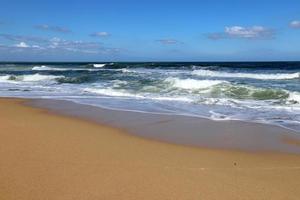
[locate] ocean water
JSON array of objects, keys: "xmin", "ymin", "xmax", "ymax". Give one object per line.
[{"xmin": 1, "ymin": 62, "xmax": 300, "ymax": 132}]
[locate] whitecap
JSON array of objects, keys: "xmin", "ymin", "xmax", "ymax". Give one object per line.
[
  {"xmin": 0, "ymin": 75, "xmax": 14, "ymax": 83},
  {"xmin": 287, "ymin": 92, "xmax": 300, "ymax": 104},
  {"xmin": 32, "ymin": 65, "xmax": 53, "ymax": 71},
  {"xmin": 164, "ymin": 77, "xmax": 226, "ymax": 90},
  {"xmin": 120, "ymin": 68, "xmax": 133, "ymax": 73},
  {"xmin": 32, "ymin": 65, "xmax": 70, "ymax": 71},
  {"xmin": 0, "ymin": 74, "xmax": 63, "ymax": 83},
  {"xmin": 192, "ymin": 69, "xmax": 300, "ymax": 80},
  {"xmin": 32, "ymin": 65, "xmax": 88, "ymax": 71},
  {"xmin": 21, "ymin": 74, "xmax": 64, "ymax": 82},
  {"xmin": 93, "ymin": 64, "xmax": 106, "ymax": 68}
]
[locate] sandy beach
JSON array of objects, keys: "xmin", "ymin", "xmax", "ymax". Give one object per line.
[{"xmin": 1, "ymin": 98, "xmax": 300, "ymax": 200}]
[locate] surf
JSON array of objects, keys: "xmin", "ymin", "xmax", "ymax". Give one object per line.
[{"xmin": 192, "ymin": 69, "xmax": 300, "ymax": 80}]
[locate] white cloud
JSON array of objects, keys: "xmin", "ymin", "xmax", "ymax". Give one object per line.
[
  {"xmin": 207, "ymin": 25, "xmax": 275, "ymax": 40},
  {"xmin": 13, "ymin": 42, "xmax": 41, "ymax": 49},
  {"xmin": 14, "ymin": 42, "xmax": 30, "ymax": 48},
  {"xmin": 225, "ymin": 26, "xmax": 273, "ymax": 39},
  {"xmin": 35, "ymin": 24, "xmax": 71, "ymax": 33},
  {"xmin": 90, "ymin": 32, "xmax": 111, "ymax": 37},
  {"xmin": 289, "ymin": 20, "xmax": 300, "ymax": 29},
  {"xmin": 0, "ymin": 34, "xmax": 120, "ymax": 55},
  {"xmin": 156, "ymin": 39, "xmax": 181, "ymax": 45}
]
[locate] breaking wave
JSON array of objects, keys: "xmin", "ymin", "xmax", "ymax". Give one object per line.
[
  {"xmin": 164, "ymin": 77, "xmax": 226, "ymax": 90},
  {"xmin": 32, "ymin": 65, "xmax": 97, "ymax": 71},
  {"xmin": 56, "ymin": 76, "xmax": 92, "ymax": 84},
  {"xmin": 192, "ymin": 69, "xmax": 300, "ymax": 80},
  {"xmin": 32, "ymin": 65, "xmax": 55, "ymax": 71},
  {"xmin": 93, "ymin": 64, "xmax": 106, "ymax": 68},
  {"xmin": 0, "ymin": 74, "xmax": 64, "ymax": 83}
]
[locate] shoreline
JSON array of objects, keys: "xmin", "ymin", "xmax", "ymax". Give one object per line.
[
  {"xmin": 6, "ymin": 95, "xmax": 300, "ymax": 134},
  {"xmin": 1, "ymin": 97, "xmax": 300, "ymax": 199},
  {"xmin": 27, "ymin": 97, "xmax": 300, "ymax": 154}
]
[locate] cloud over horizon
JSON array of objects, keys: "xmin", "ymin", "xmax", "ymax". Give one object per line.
[
  {"xmin": 289, "ymin": 20, "xmax": 300, "ymax": 29},
  {"xmin": 0, "ymin": 33, "xmax": 120, "ymax": 55},
  {"xmin": 207, "ymin": 26, "xmax": 275, "ymax": 40},
  {"xmin": 35, "ymin": 24, "xmax": 71, "ymax": 33},
  {"xmin": 90, "ymin": 32, "xmax": 111, "ymax": 38},
  {"xmin": 14, "ymin": 42, "xmax": 31, "ymax": 48},
  {"xmin": 156, "ymin": 39, "xmax": 181, "ymax": 45}
]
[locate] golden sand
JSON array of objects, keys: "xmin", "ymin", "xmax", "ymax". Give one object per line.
[{"xmin": 0, "ymin": 98, "xmax": 300, "ymax": 200}]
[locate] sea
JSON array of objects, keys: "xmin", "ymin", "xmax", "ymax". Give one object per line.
[{"xmin": 1, "ymin": 62, "xmax": 300, "ymax": 132}]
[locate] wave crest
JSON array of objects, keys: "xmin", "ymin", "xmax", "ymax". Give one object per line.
[
  {"xmin": 0, "ymin": 74, "xmax": 63, "ymax": 83},
  {"xmin": 32, "ymin": 65, "xmax": 53, "ymax": 71},
  {"xmin": 165, "ymin": 77, "xmax": 226, "ymax": 90},
  {"xmin": 192, "ymin": 69, "xmax": 300, "ymax": 80},
  {"xmin": 93, "ymin": 64, "xmax": 106, "ymax": 68}
]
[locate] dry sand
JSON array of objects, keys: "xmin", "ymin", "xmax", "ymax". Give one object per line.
[{"xmin": 1, "ymin": 98, "xmax": 300, "ymax": 200}]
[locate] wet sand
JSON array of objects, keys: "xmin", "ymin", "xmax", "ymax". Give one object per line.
[
  {"xmin": 30, "ymin": 99, "xmax": 300, "ymax": 153},
  {"xmin": 1, "ymin": 98, "xmax": 300, "ymax": 200}
]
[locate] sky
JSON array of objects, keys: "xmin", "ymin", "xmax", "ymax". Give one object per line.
[{"xmin": 0, "ymin": 0, "xmax": 299, "ymax": 62}]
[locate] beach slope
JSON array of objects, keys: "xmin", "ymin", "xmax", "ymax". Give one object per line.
[{"xmin": 0, "ymin": 98, "xmax": 300, "ymax": 200}]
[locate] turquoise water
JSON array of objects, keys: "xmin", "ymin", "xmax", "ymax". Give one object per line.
[{"xmin": 1, "ymin": 62, "xmax": 300, "ymax": 131}]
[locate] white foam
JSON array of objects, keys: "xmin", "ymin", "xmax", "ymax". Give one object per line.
[
  {"xmin": 32, "ymin": 65, "xmax": 113, "ymax": 72},
  {"xmin": 152, "ymin": 96, "xmax": 193, "ymax": 102},
  {"xmin": 83, "ymin": 88, "xmax": 144, "ymax": 98},
  {"xmin": 120, "ymin": 68, "xmax": 133, "ymax": 73},
  {"xmin": 32, "ymin": 65, "xmax": 53, "ymax": 71},
  {"xmin": 287, "ymin": 92, "xmax": 300, "ymax": 104},
  {"xmin": 192, "ymin": 69, "xmax": 300, "ymax": 80},
  {"xmin": 112, "ymin": 80, "xmax": 128, "ymax": 87},
  {"xmin": 165, "ymin": 77, "xmax": 225, "ymax": 90},
  {"xmin": 209, "ymin": 111, "xmax": 231, "ymax": 120},
  {"xmin": 21, "ymin": 74, "xmax": 63, "ymax": 82},
  {"xmin": 93, "ymin": 64, "xmax": 106, "ymax": 68},
  {"xmin": 0, "ymin": 74, "xmax": 63, "ymax": 83},
  {"xmin": 32, "ymin": 65, "xmax": 90, "ymax": 71},
  {"xmin": 0, "ymin": 75, "xmax": 14, "ymax": 83},
  {"xmin": 32, "ymin": 65, "xmax": 71, "ymax": 71}
]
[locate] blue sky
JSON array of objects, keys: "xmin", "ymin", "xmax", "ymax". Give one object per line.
[{"xmin": 0, "ymin": 0, "xmax": 299, "ymax": 61}]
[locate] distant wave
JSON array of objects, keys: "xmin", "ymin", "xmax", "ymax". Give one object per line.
[
  {"xmin": 119, "ymin": 68, "xmax": 134, "ymax": 73},
  {"xmin": 32, "ymin": 65, "xmax": 103, "ymax": 72},
  {"xmin": 32, "ymin": 65, "xmax": 55, "ymax": 71},
  {"xmin": 93, "ymin": 64, "xmax": 106, "ymax": 68},
  {"xmin": 192, "ymin": 69, "xmax": 300, "ymax": 80},
  {"xmin": 21, "ymin": 74, "xmax": 63, "ymax": 82}
]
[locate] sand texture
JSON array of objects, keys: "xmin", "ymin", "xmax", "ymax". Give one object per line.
[{"xmin": 1, "ymin": 98, "xmax": 300, "ymax": 200}]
